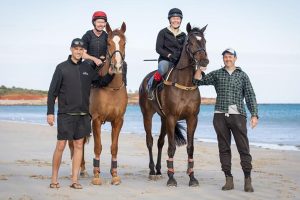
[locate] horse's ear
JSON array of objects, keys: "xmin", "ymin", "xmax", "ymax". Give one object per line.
[
  {"xmin": 106, "ymin": 22, "xmax": 112, "ymax": 33},
  {"xmin": 200, "ymin": 24, "xmax": 208, "ymax": 33},
  {"xmin": 120, "ymin": 22, "xmax": 126, "ymax": 33},
  {"xmin": 186, "ymin": 22, "xmax": 192, "ymax": 33}
]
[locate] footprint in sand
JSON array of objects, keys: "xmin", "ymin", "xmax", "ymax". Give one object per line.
[
  {"xmin": 16, "ymin": 159, "xmax": 51, "ymax": 167},
  {"xmin": 8, "ymin": 195, "xmax": 33, "ymax": 200},
  {"xmin": 29, "ymin": 175, "xmax": 50, "ymax": 180},
  {"xmin": 16, "ymin": 159, "xmax": 66, "ymax": 167},
  {"xmin": 0, "ymin": 175, "xmax": 8, "ymax": 180}
]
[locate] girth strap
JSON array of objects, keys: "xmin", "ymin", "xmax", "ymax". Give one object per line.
[
  {"xmin": 163, "ymin": 67, "xmax": 197, "ymax": 91},
  {"xmin": 103, "ymin": 82, "xmax": 125, "ymax": 91},
  {"xmin": 163, "ymin": 80, "xmax": 197, "ymax": 91}
]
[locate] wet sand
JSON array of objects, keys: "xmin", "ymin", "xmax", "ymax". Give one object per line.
[{"xmin": 0, "ymin": 121, "xmax": 299, "ymax": 200}]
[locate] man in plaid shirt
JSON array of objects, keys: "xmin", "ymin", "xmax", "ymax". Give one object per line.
[{"xmin": 193, "ymin": 48, "xmax": 258, "ymax": 192}]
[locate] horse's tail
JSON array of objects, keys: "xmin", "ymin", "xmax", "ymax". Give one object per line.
[
  {"xmin": 84, "ymin": 135, "xmax": 91, "ymax": 144},
  {"xmin": 174, "ymin": 122, "xmax": 186, "ymax": 146}
]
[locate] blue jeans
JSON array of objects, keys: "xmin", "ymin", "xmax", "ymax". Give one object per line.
[
  {"xmin": 158, "ymin": 60, "xmax": 171, "ymax": 76},
  {"xmin": 147, "ymin": 60, "xmax": 171, "ymax": 92}
]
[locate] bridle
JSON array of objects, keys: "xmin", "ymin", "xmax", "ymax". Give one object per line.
[
  {"xmin": 107, "ymin": 50, "xmax": 125, "ymax": 70},
  {"xmin": 162, "ymin": 30, "xmax": 207, "ymax": 91},
  {"xmin": 185, "ymin": 31, "xmax": 207, "ymax": 69},
  {"xmin": 101, "ymin": 49, "xmax": 125, "ymax": 91}
]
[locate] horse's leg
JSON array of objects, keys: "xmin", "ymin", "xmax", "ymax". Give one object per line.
[
  {"xmin": 166, "ymin": 116, "xmax": 177, "ymax": 187},
  {"xmin": 79, "ymin": 137, "xmax": 89, "ymax": 177},
  {"xmin": 156, "ymin": 118, "xmax": 166, "ymax": 178},
  {"xmin": 186, "ymin": 116, "xmax": 199, "ymax": 187},
  {"xmin": 110, "ymin": 118, "xmax": 123, "ymax": 185},
  {"xmin": 68, "ymin": 140, "xmax": 74, "ymax": 176},
  {"xmin": 143, "ymin": 112, "xmax": 156, "ymax": 180},
  {"xmin": 68, "ymin": 140, "xmax": 74, "ymax": 159},
  {"xmin": 91, "ymin": 118, "xmax": 103, "ymax": 185}
]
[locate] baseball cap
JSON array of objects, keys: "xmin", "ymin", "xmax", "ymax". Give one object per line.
[
  {"xmin": 222, "ymin": 48, "xmax": 237, "ymax": 57},
  {"xmin": 71, "ymin": 38, "xmax": 84, "ymax": 48}
]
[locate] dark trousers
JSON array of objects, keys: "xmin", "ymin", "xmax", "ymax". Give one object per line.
[{"xmin": 213, "ymin": 113, "xmax": 252, "ymax": 173}]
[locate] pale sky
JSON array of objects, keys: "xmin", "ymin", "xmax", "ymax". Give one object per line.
[{"xmin": 0, "ymin": 0, "xmax": 299, "ymax": 103}]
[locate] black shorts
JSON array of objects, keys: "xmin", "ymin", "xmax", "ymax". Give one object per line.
[{"xmin": 57, "ymin": 114, "xmax": 91, "ymax": 140}]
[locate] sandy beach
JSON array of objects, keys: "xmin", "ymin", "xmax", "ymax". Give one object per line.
[{"xmin": 0, "ymin": 121, "xmax": 299, "ymax": 200}]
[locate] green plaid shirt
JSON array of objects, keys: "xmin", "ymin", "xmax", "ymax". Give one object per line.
[{"xmin": 193, "ymin": 67, "xmax": 258, "ymax": 118}]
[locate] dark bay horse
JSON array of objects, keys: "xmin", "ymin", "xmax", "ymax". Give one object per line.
[
  {"xmin": 69, "ymin": 22, "xmax": 127, "ymax": 185},
  {"xmin": 139, "ymin": 23, "xmax": 209, "ymax": 187}
]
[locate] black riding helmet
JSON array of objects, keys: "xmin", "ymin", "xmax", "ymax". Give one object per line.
[{"xmin": 168, "ymin": 8, "xmax": 183, "ymax": 19}]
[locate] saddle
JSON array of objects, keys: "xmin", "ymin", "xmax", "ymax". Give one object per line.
[
  {"xmin": 148, "ymin": 67, "xmax": 198, "ymax": 96},
  {"xmin": 147, "ymin": 66, "xmax": 198, "ymax": 116}
]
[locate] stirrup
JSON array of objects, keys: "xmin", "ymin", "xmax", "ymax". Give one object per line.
[{"xmin": 147, "ymin": 90, "xmax": 155, "ymax": 100}]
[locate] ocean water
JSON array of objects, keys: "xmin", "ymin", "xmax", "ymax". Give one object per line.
[{"xmin": 0, "ymin": 104, "xmax": 299, "ymax": 151}]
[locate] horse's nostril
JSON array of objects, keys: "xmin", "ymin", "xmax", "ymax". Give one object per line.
[{"xmin": 199, "ymin": 59, "xmax": 209, "ymax": 67}]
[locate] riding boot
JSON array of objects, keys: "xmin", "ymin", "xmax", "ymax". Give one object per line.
[
  {"xmin": 222, "ymin": 176, "xmax": 234, "ymax": 190},
  {"xmin": 148, "ymin": 79, "xmax": 159, "ymax": 100}
]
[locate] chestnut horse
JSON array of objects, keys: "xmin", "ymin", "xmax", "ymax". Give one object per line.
[
  {"xmin": 69, "ymin": 22, "xmax": 127, "ymax": 185},
  {"xmin": 139, "ymin": 23, "xmax": 209, "ymax": 187},
  {"xmin": 90, "ymin": 22, "xmax": 127, "ymax": 185}
]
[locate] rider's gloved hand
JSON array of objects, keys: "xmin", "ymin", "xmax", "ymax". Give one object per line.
[{"xmin": 169, "ymin": 54, "xmax": 178, "ymax": 64}]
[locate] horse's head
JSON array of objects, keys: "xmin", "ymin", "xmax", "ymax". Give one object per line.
[
  {"xmin": 106, "ymin": 22, "xmax": 126, "ymax": 74},
  {"xmin": 185, "ymin": 23, "xmax": 209, "ymax": 69}
]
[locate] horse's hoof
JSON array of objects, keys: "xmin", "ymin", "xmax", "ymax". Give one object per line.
[
  {"xmin": 111, "ymin": 176, "xmax": 121, "ymax": 185},
  {"xmin": 148, "ymin": 175, "xmax": 156, "ymax": 181},
  {"xmin": 167, "ymin": 177, "xmax": 177, "ymax": 187},
  {"xmin": 91, "ymin": 177, "xmax": 102, "ymax": 185},
  {"xmin": 156, "ymin": 174, "xmax": 163, "ymax": 180},
  {"xmin": 80, "ymin": 170, "xmax": 89, "ymax": 178},
  {"xmin": 189, "ymin": 177, "xmax": 199, "ymax": 187}
]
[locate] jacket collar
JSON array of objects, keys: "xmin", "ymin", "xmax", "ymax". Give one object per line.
[
  {"xmin": 222, "ymin": 66, "xmax": 242, "ymax": 75},
  {"xmin": 222, "ymin": 66, "xmax": 242, "ymax": 71},
  {"xmin": 166, "ymin": 26, "xmax": 183, "ymax": 37},
  {"xmin": 68, "ymin": 55, "xmax": 82, "ymax": 65}
]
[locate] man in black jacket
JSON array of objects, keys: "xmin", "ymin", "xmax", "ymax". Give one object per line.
[
  {"xmin": 47, "ymin": 38, "xmax": 113, "ymax": 189},
  {"xmin": 148, "ymin": 8, "xmax": 186, "ymax": 99}
]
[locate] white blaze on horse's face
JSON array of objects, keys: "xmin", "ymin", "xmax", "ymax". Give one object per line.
[
  {"xmin": 112, "ymin": 35, "xmax": 122, "ymax": 74},
  {"xmin": 196, "ymin": 36, "xmax": 202, "ymax": 41}
]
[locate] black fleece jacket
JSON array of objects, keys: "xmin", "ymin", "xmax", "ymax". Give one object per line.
[
  {"xmin": 47, "ymin": 56, "xmax": 113, "ymax": 115},
  {"xmin": 156, "ymin": 27, "xmax": 186, "ymax": 63}
]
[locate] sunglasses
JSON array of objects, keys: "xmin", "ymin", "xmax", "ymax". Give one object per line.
[{"xmin": 72, "ymin": 40, "xmax": 84, "ymax": 46}]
